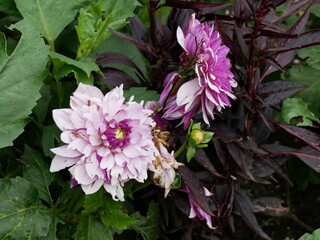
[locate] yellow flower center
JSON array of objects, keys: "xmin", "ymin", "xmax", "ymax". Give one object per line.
[{"xmin": 115, "ymin": 128, "xmax": 125, "ymax": 140}]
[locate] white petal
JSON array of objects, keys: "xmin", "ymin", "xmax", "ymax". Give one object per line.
[
  {"xmin": 100, "ymin": 154, "xmax": 115, "ymax": 170},
  {"xmin": 51, "ymin": 145, "xmax": 82, "ymax": 158},
  {"xmin": 73, "ymin": 164, "xmax": 95, "ymax": 185},
  {"xmin": 81, "ymin": 179, "xmax": 104, "ymax": 194},
  {"xmin": 123, "ymin": 144, "xmax": 142, "ymax": 158},
  {"xmin": 176, "ymin": 27, "xmax": 186, "ymax": 51},
  {"xmin": 176, "ymin": 79, "xmax": 201, "ymax": 106},
  {"xmin": 52, "ymin": 109, "xmax": 73, "ymax": 131},
  {"xmin": 50, "ymin": 155, "xmax": 78, "ymax": 172},
  {"xmin": 103, "ymin": 183, "xmax": 125, "ymax": 201}
]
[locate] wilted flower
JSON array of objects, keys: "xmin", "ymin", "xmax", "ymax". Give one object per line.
[
  {"xmin": 50, "ymin": 83, "xmax": 156, "ymax": 201},
  {"xmin": 160, "ymin": 14, "xmax": 237, "ymax": 128},
  {"xmin": 188, "ymin": 187, "xmax": 214, "ymax": 229},
  {"xmin": 151, "ymin": 127, "xmax": 183, "ymax": 197}
]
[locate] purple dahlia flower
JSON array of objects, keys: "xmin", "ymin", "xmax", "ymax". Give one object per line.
[
  {"xmin": 50, "ymin": 83, "xmax": 156, "ymax": 201},
  {"xmin": 160, "ymin": 14, "xmax": 237, "ymax": 128}
]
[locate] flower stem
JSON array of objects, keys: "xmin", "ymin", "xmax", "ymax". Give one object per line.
[{"xmin": 174, "ymin": 141, "xmax": 187, "ymax": 159}]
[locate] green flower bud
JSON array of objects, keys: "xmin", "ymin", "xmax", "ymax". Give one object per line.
[{"xmin": 190, "ymin": 129, "xmax": 205, "ymax": 145}]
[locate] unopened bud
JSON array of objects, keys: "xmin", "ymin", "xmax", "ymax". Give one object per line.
[{"xmin": 190, "ymin": 129, "xmax": 205, "ymax": 145}]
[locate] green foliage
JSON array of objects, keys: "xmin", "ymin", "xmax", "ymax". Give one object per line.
[
  {"xmin": 283, "ymin": 65, "xmax": 320, "ymax": 116},
  {"xmin": 131, "ymin": 201, "xmax": 160, "ymax": 240},
  {"xmin": 14, "ymin": 0, "xmax": 79, "ymax": 49},
  {"xmin": 49, "ymin": 51, "xmax": 100, "ymax": 84},
  {"xmin": 22, "ymin": 146, "xmax": 55, "ymax": 206},
  {"xmin": 76, "ymin": 217, "xmax": 113, "ymax": 240},
  {"xmin": 124, "ymin": 87, "xmax": 160, "ymax": 103},
  {"xmin": 76, "ymin": 0, "xmax": 140, "ymax": 58},
  {"xmin": 0, "ymin": 177, "xmax": 53, "ymax": 239},
  {"xmin": 281, "ymin": 98, "xmax": 320, "ymax": 126},
  {"xmin": 101, "ymin": 197, "xmax": 138, "ymax": 230},
  {"xmin": 299, "ymin": 228, "xmax": 320, "ymax": 240},
  {"xmin": 0, "ymin": 19, "xmax": 48, "ymax": 148}
]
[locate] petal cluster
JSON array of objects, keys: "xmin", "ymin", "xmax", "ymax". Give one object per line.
[
  {"xmin": 50, "ymin": 83, "xmax": 156, "ymax": 201},
  {"xmin": 160, "ymin": 14, "xmax": 237, "ymax": 128}
]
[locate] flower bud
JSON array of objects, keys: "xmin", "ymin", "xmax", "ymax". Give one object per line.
[{"xmin": 190, "ymin": 129, "xmax": 205, "ymax": 145}]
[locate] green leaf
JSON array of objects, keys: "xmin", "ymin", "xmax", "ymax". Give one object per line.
[
  {"xmin": 42, "ymin": 124, "xmax": 61, "ymax": 158},
  {"xmin": 131, "ymin": 201, "xmax": 159, "ymax": 240},
  {"xmin": 186, "ymin": 146, "xmax": 196, "ymax": 162},
  {"xmin": 0, "ymin": 177, "xmax": 53, "ymax": 239},
  {"xmin": 102, "ymin": 210, "xmax": 138, "ymax": 231},
  {"xmin": 101, "ymin": 196, "xmax": 138, "ymax": 230},
  {"xmin": 15, "ymin": 0, "xmax": 79, "ymax": 44},
  {"xmin": 22, "ymin": 146, "xmax": 55, "ymax": 206},
  {"xmin": 124, "ymin": 87, "xmax": 160, "ymax": 103},
  {"xmin": 49, "ymin": 51, "xmax": 100, "ymax": 84},
  {"xmin": 76, "ymin": 217, "xmax": 113, "ymax": 240},
  {"xmin": 311, "ymin": 4, "xmax": 320, "ymax": 18},
  {"xmin": 191, "ymin": 122, "xmax": 201, "ymax": 130},
  {"xmin": 281, "ymin": 98, "xmax": 320, "ymax": 126},
  {"xmin": 202, "ymin": 131, "xmax": 214, "ymax": 143},
  {"xmin": 0, "ymin": 0, "xmax": 20, "ymax": 15},
  {"xmin": 33, "ymin": 84, "xmax": 52, "ymax": 124},
  {"xmin": 299, "ymin": 228, "xmax": 320, "ymax": 240},
  {"xmin": 283, "ymin": 65, "xmax": 320, "ymax": 116},
  {"xmin": 76, "ymin": 0, "xmax": 140, "ymax": 58},
  {"xmin": 0, "ymin": 20, "xmax": 49, "ymax": 148},
  {"xmin": 298, "ymin": 45, "xmax": 320, "ymax": 71},
  {"xmin": 82, "ymin": 189, "xmax": 105, "ymax": 216}
]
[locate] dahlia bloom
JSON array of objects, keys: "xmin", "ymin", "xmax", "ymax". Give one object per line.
[
  {"xmin": 188, "ymin": 187, "xmax": 214, "ymax": 229},
  {"xmin": 50, "ymin": 83, "xmax": 156, "ymax": 201},
  {"xmin": 160, "ymin": 14, "xmax": 237, "ymax": 128}
]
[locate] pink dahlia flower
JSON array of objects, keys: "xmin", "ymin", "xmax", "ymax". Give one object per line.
[
  {"xmin": 161, "ymin": 14, "xmax": 237, "ymax": 128},
  {"xmin": 50, "ymin": 83, "xmax": 156, "ymax": 201}
]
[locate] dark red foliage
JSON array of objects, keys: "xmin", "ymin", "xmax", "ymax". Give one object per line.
[{"xmin": 94, "ymin": 0, "xmax": 320, "ymax": 239}]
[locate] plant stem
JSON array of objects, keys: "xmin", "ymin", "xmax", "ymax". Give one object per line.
[{"xmin": 174, "ymin": 141, "xmax": 187, "ymax": 159}]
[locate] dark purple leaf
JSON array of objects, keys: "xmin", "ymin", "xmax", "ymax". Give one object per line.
[
  {"xmin": 276, "ymin": 123, "xmax": 320, "ymax": 151},
  {"xmin": 271, "ymin": 0, "xmax": 286, "ymax": 7},
  {"xmin": 215, "ymin": 21, "xmax": 243, "ymax": 59},
  {"xmin": 177, "ymin": 166, "xmax": 213, "ymax": 216},
  {"xmin": 110, "ymin": 29, "xmax": 158, "ymax": 58},
  {"xmin": 261, "ymin": 144, "xmax": 320, "ymax": 173},
  {"xmin": 252, "ymin": 197, "xmax": 289, "ymax": 216},
  {"xmin": 212, "ymin": 124, "xmax": 243, "ymax": 143},
  {"xmin": 295, "ymin": 147, "xmax": 320, "ymax": 173},
  {"xmin": 193, "ymin": 148, "xmax": 224, "ymax": 178},
  {"xmin": 264, "ymin": 88, "xmax": 303, "ymax": 106},
  {"xmin": 164, "ymin": 0, "xmax": 230, "ymax": 10},
  {"xmin": 234, "ymin": 0, "xmax": 253, "ymax": 18},
  {"xmin": 95, "ymin": 52, "xmax": 148, "ymax": 83},
  {"xmin": 213, "ymin": 139, "xmax": 229, "ymax": 171},
  {"xmin": 234, "ymin": 188, "xmax": 272, "ymax": 240},
  {"xmin": 261, "ymin": 1, "xmax": 313, "ymax": 79},
  {"xmin": 129, "ymin": 16, "xmax": 149, "ymax": 44},
  {"xmin": 97, "ymin": 67, "xmax": 137, "ymax": 89},
  {"xmin": 259, "ymin": 29, "xmax": 298, "ymax": 38},
  {"xmin": 226, "ymin": 143, "xmax": 255, "ymax": 181},
  {"xmin": 96, "ymin": 52, "xmax": 139, "ymax": 68},
  {"xmin": 238, "ymin": 137, "xmax": 268, "ymax": 155},
  {"xmin": 272, "ymin": 0, "xmax": 310, "ymax": 24},
  {"xmin": 258, "ymin": 81, "xmax": 305, "ymax": 95},
  {"xmin": 235, "ymin": 25, "xmax": 249, "ymax": 59},
  {"xmin": 267, "ymin": 30, "xmax": 320, "ymax": 53}
]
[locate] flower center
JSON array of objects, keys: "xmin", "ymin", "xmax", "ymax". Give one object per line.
[
  {"xmin": 115, "ymin": 128, "xmax": 125, "ymax": 140},
  {"xmin": 100, "ymin": 120, "xmax": 131, "ymax": 149}
]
